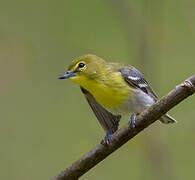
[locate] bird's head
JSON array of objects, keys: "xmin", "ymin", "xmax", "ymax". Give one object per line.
[{"xmin": 58, "ymin": 54, "xmax": 106, "ymax": 85}]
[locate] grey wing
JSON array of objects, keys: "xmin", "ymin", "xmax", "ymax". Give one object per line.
[
  {"xmin": 119, "ymin": 66, "xmax": 158, "ymax": 100},
  {"xmin": 120, "ymin": 67, "xmax": 177, "ymax": 124},
  {"xmin": 80, "ymin": 87, "xmax": 121, "ymax": 133}
]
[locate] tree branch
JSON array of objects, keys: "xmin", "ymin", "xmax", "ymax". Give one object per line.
[{"xmin": 52, "ymin": 75, "xmax": 195, "ymax": 180}]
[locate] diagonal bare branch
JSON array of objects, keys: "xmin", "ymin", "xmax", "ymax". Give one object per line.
[{"xmin": 52, "ymin": 75, "xmax": 195, "ymax": 180}]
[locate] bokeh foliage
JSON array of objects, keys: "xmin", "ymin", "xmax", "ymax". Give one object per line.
[{"xmin": 0, "ymin": 0, "xmax": 194, "ymax": 180}]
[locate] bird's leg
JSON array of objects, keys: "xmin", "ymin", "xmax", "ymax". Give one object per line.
[
  {"xmin": 129, "ymin": 113, "xmax": 137, "ymax": 128},
  {"xmin": 104, "ymin": 129, "xmax": 113, "ymax": 144},
  {"xmin": 104, "ymin": 119, "xmax": 120, "ymax": 144}
]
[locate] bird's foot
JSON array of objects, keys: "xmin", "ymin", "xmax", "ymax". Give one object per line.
[
  {"xmin": 129, "ymin": 113, "xmax": 137, "ymax": 128},
  {"xmin": 104, "ymin": 119, "xmax": 120, "ymax": 144},
  {"xmin": 104, "ymin": 130, "xmax": 112, "ymax": 144}
]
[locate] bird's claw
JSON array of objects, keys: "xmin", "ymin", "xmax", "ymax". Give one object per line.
[
  {"xmin": 104, "ymin": 132, "xmax": 111, "ymax": 144},
  {"xmin": 104, "ymin": 119, "xmax": 120, "ymax": 144},
  {"xmin": 130, "ymin": 113, "xmax": 136, "ymax": 128}
]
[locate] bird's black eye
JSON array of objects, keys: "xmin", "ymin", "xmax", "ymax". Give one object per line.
[{"xmin": 78, "ymin": 63, "xmax": 85, "ymax": 68}]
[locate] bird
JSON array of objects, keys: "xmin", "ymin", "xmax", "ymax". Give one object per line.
[{"xmin": 58, "ymin": 54, "xmax": 176, "ymax": 144}]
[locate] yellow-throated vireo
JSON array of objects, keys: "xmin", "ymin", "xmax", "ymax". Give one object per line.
[{"xmin": 59, "ymin": 54, "xmax": 176, "ymax": 143}]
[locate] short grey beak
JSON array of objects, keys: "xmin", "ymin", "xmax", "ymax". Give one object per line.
[{"xmin": 58, "ymin": 71, "xmax": 75, "ymax": 79}]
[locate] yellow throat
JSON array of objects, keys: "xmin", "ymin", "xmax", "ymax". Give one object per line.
[{"xmin": 71, "ymin": 71, "xmax": 130, "ymax": 109}]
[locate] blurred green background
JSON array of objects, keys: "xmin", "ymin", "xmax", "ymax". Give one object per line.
[{"xmin": 1, "ymin": 0, "xmax": 194, "ymax": 179}]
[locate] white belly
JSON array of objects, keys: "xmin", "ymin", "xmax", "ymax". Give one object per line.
[{"xmin": 107, "ymin": 89, "xmax": 155, "ymax": 115}]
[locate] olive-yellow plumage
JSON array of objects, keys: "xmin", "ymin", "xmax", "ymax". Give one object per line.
[
  {"xmin": 59, "ymin": 54, "xmax": 176, "ymax": 143},
  {"xmin": 72, "ymin": 66, "xmax": 130, "ymax": 109},
  {"xmin": 66, "ymin": 55, "xmax": 131, "ymax": 110}
]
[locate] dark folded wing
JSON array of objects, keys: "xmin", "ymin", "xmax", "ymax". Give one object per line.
[
  {"xmin": 119, "ymin": 66, "xmax": 158, "ymax": 100},
  {"xmin": 80, "ymin": 87, "xmax": 121, "ymax": 133}
]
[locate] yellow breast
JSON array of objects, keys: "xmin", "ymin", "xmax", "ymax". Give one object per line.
[{"xmin": 71, "ymin": 72, "xmax": 131, "ymax": 109}]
